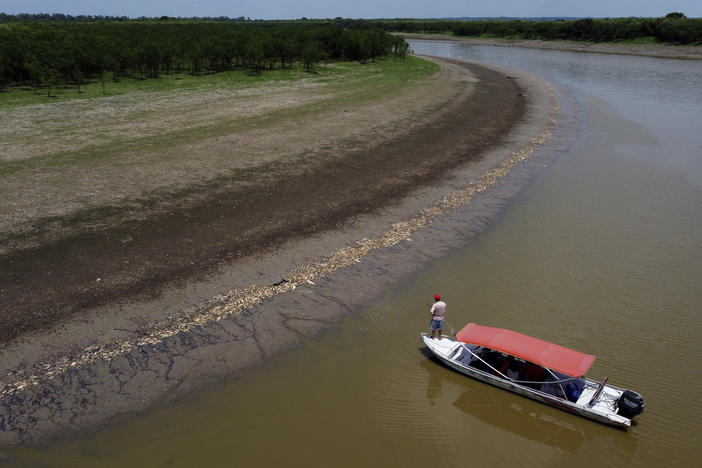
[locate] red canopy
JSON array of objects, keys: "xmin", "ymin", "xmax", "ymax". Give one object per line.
[{"xmin": 455, "ymin": 323, "xmax": 595, "ymax": 377}]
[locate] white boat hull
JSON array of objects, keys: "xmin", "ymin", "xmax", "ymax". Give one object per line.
[{"xmin": 422, "ymin": 333, "xmax": 633, "ymax": 428}]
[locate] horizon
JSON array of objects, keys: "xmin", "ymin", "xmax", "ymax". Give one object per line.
[{"xmin": 2, "ymin": 13, "xmax": 700, "ymax": 21}]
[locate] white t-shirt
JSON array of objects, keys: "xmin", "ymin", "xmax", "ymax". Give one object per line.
[{"xmin": 430, "ymin": 301, "xmax": 446, "ymax": 320}]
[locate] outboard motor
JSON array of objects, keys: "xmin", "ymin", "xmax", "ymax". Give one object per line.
[{"xmin": 617, "ymin": 390, "xmax": 645, "ymax": 418}]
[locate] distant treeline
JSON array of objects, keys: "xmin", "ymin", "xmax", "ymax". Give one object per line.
[
  {"xmin": 0, "ymin": 21, "xmax": 409, "ymax": 92},
  {"xmin": 372, "ymin": 15, "xmax": 702, "ymax": 44},
  {"xmin": 0, "ymin": 12, "xmax": 254, "ymax": 23},
  {"xmin": 0, "ymin": 12, "xmax": 131, "ymax": 22}
]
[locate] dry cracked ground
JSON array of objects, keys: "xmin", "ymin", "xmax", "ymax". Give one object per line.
[{"xmin": 0, "ymin": 56, "xmax": 538, "ymax": 443}]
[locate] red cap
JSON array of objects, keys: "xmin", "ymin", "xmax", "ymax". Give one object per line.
[{"xmin": 434, "ymin": 294, "xmax": 441, "ymax": 301}]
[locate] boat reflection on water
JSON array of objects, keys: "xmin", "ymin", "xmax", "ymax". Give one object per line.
[
  {"xmin": 424, "ymin": 359, "xmax": 443, "ymax": 405},
  {"xmin": 452, "ymin": 387, "xmax": 590, "ymax": 454},
  {"xmin": 421, "ymin": 349, "xmax": 593, "ymax": 455}
]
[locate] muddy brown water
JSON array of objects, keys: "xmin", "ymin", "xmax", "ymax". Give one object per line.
[{"xmin": 5, "ymin": 42, "xmax": 702, "ymax": 466}]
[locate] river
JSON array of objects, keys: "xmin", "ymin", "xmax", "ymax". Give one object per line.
[{"xmin": 5, "ymin": 41, "xmax": 702, "ymax": 466}]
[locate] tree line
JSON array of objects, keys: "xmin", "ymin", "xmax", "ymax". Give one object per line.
[
  {"xmin": 0, "ymin": 20, "xmax": 409, "ymax": 94},
  {"xmin": 372, "ymin": 14, "xmax": 702, "ymax": 44},
  {"xmin": 0, "ymin": 12, "xmax": 255, "ymax": 23}
]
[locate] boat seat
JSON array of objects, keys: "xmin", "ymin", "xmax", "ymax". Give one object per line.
[
  {"xmin": 455, "ymin": 350, "xmax": 475, "ymax": 366},
  {"xmin": 576, "ymin": 388, "xmax": 595, "ymax": 406}
]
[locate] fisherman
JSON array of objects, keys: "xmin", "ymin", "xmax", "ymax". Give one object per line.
[{"xmin": 429, "ymin": 294, "xmax": 447, "ymax": 340}]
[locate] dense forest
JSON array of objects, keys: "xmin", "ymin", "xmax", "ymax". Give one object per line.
[
  {"xmin": 1, "ymin": 12, "xmax": 699, "ymax": 95},
  {"xmin": 372, "ymin": 14, "xmax": 702, "ymax": 44},
  {"xmin": 0, "ymin": 19, "xmax": 409, "ymax": 93}
]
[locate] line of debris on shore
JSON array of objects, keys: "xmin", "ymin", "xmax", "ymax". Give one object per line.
[{"xmin": 0, "ymin": 77, "xmax": 557, "ymax": 398}]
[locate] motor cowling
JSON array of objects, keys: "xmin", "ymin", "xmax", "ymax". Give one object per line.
[{"xmin": 617, "ymin": 389, "xmax": 644, "ymax": 418}]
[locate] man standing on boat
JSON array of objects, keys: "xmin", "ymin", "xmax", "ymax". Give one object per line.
[{"xmin": 429, "ymin": 294, "xmax": 447, "ymax": 340}]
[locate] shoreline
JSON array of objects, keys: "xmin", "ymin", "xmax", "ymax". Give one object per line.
[
  {"xmin": 0, "ymin": 58, "xmax": 562, "ymax": 444},
  {"xmin": 403, "ymin": 34, "xmax": 702, "ymax": 60}
]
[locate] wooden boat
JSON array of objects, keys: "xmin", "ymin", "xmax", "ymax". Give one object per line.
[{"xmin": 422, "ymin": 323, "xmax": 644, "ymax": 428}]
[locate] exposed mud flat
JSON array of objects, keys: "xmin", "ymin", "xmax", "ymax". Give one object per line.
[{"xmin": 0, "ymin": 58, "xmax": 562, "ymax": 444}]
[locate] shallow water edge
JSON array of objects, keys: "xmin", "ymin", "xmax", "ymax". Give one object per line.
[{"xmin": 0, "ymin": 61, "xmax": 566, "ymax": 446}]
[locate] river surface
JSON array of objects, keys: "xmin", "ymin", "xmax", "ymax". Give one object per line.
[{"xmin": 6, "ymin": 41, "xmax": 702, "ymax": 466}]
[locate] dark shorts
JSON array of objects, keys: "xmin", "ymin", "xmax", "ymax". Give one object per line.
[{"xmin": 430, "ymin": 319, "xmax": 444, "ymax": 331}]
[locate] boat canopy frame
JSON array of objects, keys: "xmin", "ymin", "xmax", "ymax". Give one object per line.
[
  {"xmin": 454, "ymin": 343, "xmax": 579, "ymax": 391},
  {"xmin": 455, "ymin": 323, "xmax": 596, "ymax": 378}
]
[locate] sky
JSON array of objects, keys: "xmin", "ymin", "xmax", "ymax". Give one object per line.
[{"xmin": 3, "ymin": 1, "xmax": 701, "ymax": 20}]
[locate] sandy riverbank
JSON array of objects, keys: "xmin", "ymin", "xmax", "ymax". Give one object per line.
[
  {"xmin": 0, "ymin": 56, "xmax": 561, "ymax": 444},
  {"xmin": 403, "ymin": 34, "xmax": 702, "ymax": 60}
]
